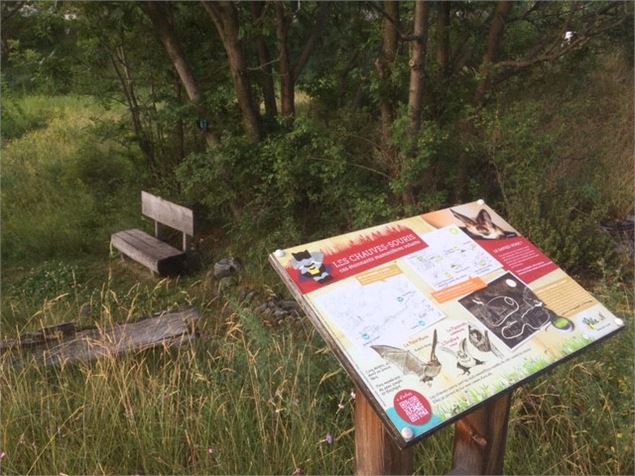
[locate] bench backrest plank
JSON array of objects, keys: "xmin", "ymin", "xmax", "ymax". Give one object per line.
[{"xmin": 141, "ymin": 191, "xmax": 194, "ymax": 236}]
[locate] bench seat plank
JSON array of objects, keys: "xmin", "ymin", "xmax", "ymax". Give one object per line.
[{"xmin": 111, "ymin": 229, "xmax": 185, "ymax": 275}]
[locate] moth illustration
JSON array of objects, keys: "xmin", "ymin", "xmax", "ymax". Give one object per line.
[
  {"xmin": 441, "ymin": 338, "xmax": 485, "ymax": 375},
  {"xmin": 290, "ymin": 250, "xmax": 332, "ymax": 283},
  {"xmin": 468, "ymin": 325, "xmax": 503, "ymax": 359},
  {"xmin": 371, "ymin": 329, "xmax": 441, "ymax": 383},
  {"xmin": 451, "ymin": 208, "xmax": 517, "ymax": 240}
]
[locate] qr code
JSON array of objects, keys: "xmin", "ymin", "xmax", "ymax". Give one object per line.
[{"xmin": 398, "ymin": 394, "xmax": 429, "ymax": 422}]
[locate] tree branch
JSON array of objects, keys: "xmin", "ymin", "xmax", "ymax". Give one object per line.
[
  {"xmin": 291, "ymin": 2, "xmax": 332, "ymax": 83},
  {"xmin": 495, "ymin": 15, "xmax": 626, "ymax": 71},
  {"xmin": 366, "ymin": 1, "xmax": 427, "ymax": 42}
]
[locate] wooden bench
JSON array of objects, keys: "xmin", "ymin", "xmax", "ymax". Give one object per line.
[{"xmin": 111, "ymin": 191, "xmax": 193, "ymax": 276}]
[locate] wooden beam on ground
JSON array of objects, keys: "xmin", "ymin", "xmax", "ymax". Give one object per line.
[
  {"xmin": 0, "ymin": 322, "xmax": 76, "ymax": 353},
  {"xmin": 355, "ymin": 390, "xmax": 414, "ymax": 476},
  {"xmin": 449, "ymin": 390, "xmax": 513, "ymax": 475},
  {"xmin": 7, "ymin": 309, "xmax": 200, "ymax": 368}
]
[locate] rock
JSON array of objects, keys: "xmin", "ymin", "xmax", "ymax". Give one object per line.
[
  {"xmin": 278, "ymin": 300, "xmax": 300, "ymax": 311},
  {"xmin": 213, "ymin": 257, "xmax": 242, "ymax": 279},
  {"xmin": 274, "ymin": 309, "xmax": 288, "ymax": 318},
  {"xmin": 244, "ymin": 290, "xmax": 258, "ymax": 302},
  {"xmin": 254, "ymin": 303, "xmax": 268, "ymax": 314}
]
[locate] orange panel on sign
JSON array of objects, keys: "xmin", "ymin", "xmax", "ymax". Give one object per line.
[
  {"xmin": 357, "ymin": 265, "xmax": 402, "ymax": 285},
  {"xmin": 432, "ymin": 277, "xmax": 487, "ymax": 303}
]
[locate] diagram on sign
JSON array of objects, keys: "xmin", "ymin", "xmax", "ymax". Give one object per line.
[
  {"xmin": 459, "ymin": 272, "xmax": 560, "ymax": 349},
  {"xmin": 405, "ymin": 225, "xmax": 501, "ymax": 291},
  {"xmin": 314, "ymin": 270, "xmax": 445, "ymax": 349}
]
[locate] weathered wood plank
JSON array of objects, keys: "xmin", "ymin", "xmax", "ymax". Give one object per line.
[
  {"xmin": 355, "ymin": 390, "xmax": 414, "ymax": 476},
  {"xmin": 111, "ymin": 229, "xmax": 186, "ymax": 275},
  {"xmin": 112, "ymin": 232, "xmax": 161, "ymax": 273},
  {"xmin": 449, "ymin": 390, "xmax": 513, "ymax": 475},
  {"xmin": 31, "ymin": 309, "xmax": 200, "ymax": 367},
  {"xmin": 141, "ymin": 191, "xmax": 194, "ymax": 236},
  {"xmin": 119, "ymin": 229, "xmax": 184, "ymax": 258},
  {"xmin": 0, "ymin": 322, "xmax": 76, "ymax": 353}
]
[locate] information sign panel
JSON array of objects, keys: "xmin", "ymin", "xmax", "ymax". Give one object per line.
[{"xmin": 269, "ymin": 201, "xmax": 624, "ymax": 447}]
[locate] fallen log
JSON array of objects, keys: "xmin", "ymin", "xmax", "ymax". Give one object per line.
[
  {"xmin": 0, "ymin": 322, "xmax": 77, "ymax": 353},
  {"xmin": 4, "ymin": 309, "xmax": 200, "ymax": 367}
]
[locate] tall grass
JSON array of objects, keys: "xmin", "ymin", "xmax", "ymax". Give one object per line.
[
  {"xmin": 1, "ymin": 268, "xmax": 357, "ymax": 474},
  {"xmin": 1, "ymin": 258, "xmax": 632, "ymax": 475},
  {"xmin": 1, "ymin": 95, "xmax": 143, "ymax": 265}
]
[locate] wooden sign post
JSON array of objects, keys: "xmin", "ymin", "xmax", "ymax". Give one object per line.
[
  {"xmin": 450, "ymin": 390, "xmax": 512, "ymax": 475},
  {"xmin": 355, "ymin": 390, "xmax": 414, "ymax": 475},
  {"xmin": 269, "ymin": 200, "xmax": 624, "ymax": 475},
  {"xmin": 354, "ymin": 388, "xmax": 512, "ymax": 475}
]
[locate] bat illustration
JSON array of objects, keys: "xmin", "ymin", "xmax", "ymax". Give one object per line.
[
  {"xmin": 451, "ymin": 208, "xmax": 517, "ymax": 240},
  {"xmin": 371, "ymin": 329, "xmax": 441, "ymax": 383},
  {"xmin": 468, "ymin": 325, "xmax": 503, "ymax": 359},
  {"xmin": 441, "ymin": 338, "xmax": 485, "ymax": 375}
]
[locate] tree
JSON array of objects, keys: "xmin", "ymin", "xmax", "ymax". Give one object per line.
[
  {"xmin": 274, "ymin": 1, "xmax": 332, "ymax": 117},
  {"xmin": 375, "ymin": 0, "xmax": 399, "ymax": 146},
  {"xmin": 407, "ymin": 0, "xmax": 430, "ymax": 136},
  {"xmin": 474, "ymin": 1, "xmax": 513, "ymax": 106},
  {"xmin": 201, "ymin": 1, "xmax": 262, "ymax": 143},
  {"xmin": 249, "ymin": 1, "xmax": 277, "ymax": 118},
  {"xmin": 143, "ymin": 1, "xmax": 219, "ymax": 147}
]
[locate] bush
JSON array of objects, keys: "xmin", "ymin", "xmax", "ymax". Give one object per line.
[
  {"xmin": 477, "ymin": 102, "xmax": 616, "ymax": 276},
  {"xmin": 176, "ymin": 117, "xmax": 395, "ymax": 258}
]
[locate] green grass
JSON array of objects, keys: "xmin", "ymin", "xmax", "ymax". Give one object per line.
[{"xmin": 1, "ymin": 95, "xmax": 143, "ymax": 265}]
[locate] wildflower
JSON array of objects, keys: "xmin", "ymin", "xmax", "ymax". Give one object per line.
[
  {"xmin": 324, "ymin": 432, "xmax": 333, "ymax": 445},
  {"xmin": 350, "ymin": 390, "xmax": 356, "ymax": 400},
  {"xmin": 292, "ymin": 468, "xmax": 305, "ymax": 475},
  {"xmin": 207, "ymin": 447, "xmax": 215, "ymax": 456},
  {"xmin": 0, "ymin": 451, "xmax": 5, "ymax": 460},
  {"xmin": 337, "ymin": 403, "xmax": 345, "ymax": 411}
]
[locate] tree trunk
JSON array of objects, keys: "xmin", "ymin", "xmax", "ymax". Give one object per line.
[
  {"xmin": 143, "ymin": 2, "xmax": 219, "ymax": 147},
  {"xmin": 436, "ymin": 1, "xmax": 450, "ymax": 80},
  {"xmin": 376, "ymin": 1, "xmax": 400, "ymax": 140},
  {"xmin": 109, "ymin": 47, "xmax": 156, "ymax": 169},
  {"xmin": 407, "ymin": 0, "xmax": 430, "ymax": 136},
  {"xmin": 174, "ymin": 72, "xmax": 185, "ymax": 163},
  {"xmin": 202, "ymin": 1, "xmax": 262, "ymax": 143},
  {"xmin": 402, "ymin": 0, "xmax": 431, "ymax": 208},
  {"xmin": 250, "ymin": 2, "xmax": 277, "ymax": 118},
  {"xmin": 474, "ymin": 1, "xmax": 513, "ymax": 106},
  {"xmin": 0, "ymin": 2, "xmax": 24, "ymax": 67},
  {"xmin": 275, "ymin": 2, "xmax": 295, "ymax": 117},
  {"xmin": 291, "ymin": 3, "xmax": 332, "ymax": 84},
  {"xmin": 274, "ymin": 2, "xmax": 332, "ymax": 118}
]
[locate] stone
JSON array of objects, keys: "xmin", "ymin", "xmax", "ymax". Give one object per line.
[{"xmin": 213, "ymin": 257, "xmax": 242, "ymax": 279}]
